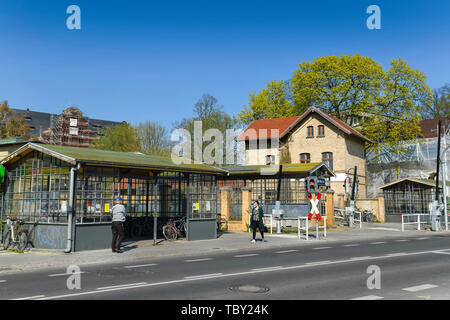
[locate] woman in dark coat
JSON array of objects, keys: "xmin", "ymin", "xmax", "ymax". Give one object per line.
[{"xmin": 250, "ymin": 200, "xmax": 265, "ymax": 243}]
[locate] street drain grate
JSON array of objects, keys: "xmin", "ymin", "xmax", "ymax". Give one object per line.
[{"xmin": 229, "ymin": 285, "xmax": 270, "ymax": 293}]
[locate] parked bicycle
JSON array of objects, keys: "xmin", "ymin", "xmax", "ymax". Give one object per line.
[
  {"xmin": 216, "ymin": 215, "xmax": 227, "ymax": 232},
  {"xmin": 162, "ymin": 216, "xmax": 187, "ymax": 241},
  {"xmin": 3, "ymin": 216, "xmax": 29, "ymax": 251},
  {"xmin": 361, "ymin": 209, "xmax": 377, "ymax": 222}
]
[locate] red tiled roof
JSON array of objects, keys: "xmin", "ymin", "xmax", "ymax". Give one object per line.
[
  {"xmin": 237, "ymin": 107, "xmax": 372, "ymax": 143},
  {"xmin": 419, "ymin": 118, "xmax": 450, "ymax": 138},
  {"xmin": 237, "ymin": 116, "xmax": 300, "ymax": 141}
]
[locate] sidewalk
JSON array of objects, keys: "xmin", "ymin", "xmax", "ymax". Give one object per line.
[{"xmin": 0, "ymin": 223, "xmax": 447, "ymax": 275}]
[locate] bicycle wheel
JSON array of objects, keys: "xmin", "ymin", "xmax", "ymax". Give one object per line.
[
  {"xmin": 367, "ymin": 214, "xmax": 377, "ymax": 223},
  {"xmin": 3, "ymin": 230, "xmax": 11, "ymax": 249},
  {"xmin": 17, "ymin": 232, "xmax": 28, "ymax": 251},
  {"xmin": 163, "ymin": 225, "xmax": 177, "ymax": 241}
]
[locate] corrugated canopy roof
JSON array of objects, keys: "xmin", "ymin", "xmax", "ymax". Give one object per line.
[
  {"xmin": 221, "ymin": 162, "xmax": 335, "ymax": 177},
  {"xmin": 378, "ymin": 178, "xmax": 448, "ymax": 189},
  {"xmin": 1, "ymin": 143, "xmax": 336, "ymax": 177},
  {"xmin": 0, "ymin": 143, "xmax": 229, "ymax": 175}
]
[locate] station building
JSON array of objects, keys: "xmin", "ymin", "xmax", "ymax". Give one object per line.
[{"xmin": 0, "ymin": 143, "xmax": 334, "ymax": 252}]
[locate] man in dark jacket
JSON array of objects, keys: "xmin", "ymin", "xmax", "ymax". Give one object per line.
[
  {"xmin": 250, "ymin": 200, "xmax": 265, "ymax": 243},
  {"xmin": 111, "ymin": 196, "xmax": 126, "ymax": 253}
]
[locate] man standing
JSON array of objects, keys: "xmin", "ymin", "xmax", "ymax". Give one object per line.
[{"xmin": 111, "ymin": 196, "xmax": 126, "ymax": 253}]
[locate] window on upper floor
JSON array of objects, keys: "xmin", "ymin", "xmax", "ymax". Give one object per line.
[
  {"xmin": 322, "ymin": 152, "xmax": 333, "ymax": 171},
  {"xmin": 318, "ymin": 125, "xmax": 325, "ymax": 137},
  {"xmin": 266, "ymin": 155, "xmax": 275, "ymax": 165},
  {"xmin": 307, "ymin": 126, "xmax": 314, "ymax": 138},
  {"xmin": 300, "ymin": 153, "xmax": 311, "ymax": 163}
]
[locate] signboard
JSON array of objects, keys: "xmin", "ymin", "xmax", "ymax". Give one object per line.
[
  {"xmin": 306, "ymin": 176, "xmax": 327, "ymax": 193},
  {"xmin": 70, "ymin": 118, "xmax": 78, "ymax": 127},
  {"xmin": 104, "ymin": 203, "xmax": 110, "ymax": 213},
  {"xmin": 69, "ymin": 127, "xmax": 79, "ymax": 135}
]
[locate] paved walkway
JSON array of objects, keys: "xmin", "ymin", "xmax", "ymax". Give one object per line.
[{"xmin": 0, "ymin": 222, "xmax": 447, "ymax": 275}]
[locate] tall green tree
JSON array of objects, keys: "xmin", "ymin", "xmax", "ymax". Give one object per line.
[
  {"xmin": 236, "ymin": 54, "xmax": 433, "ymax": 152},
  {"xmin": 237, "ymin": 80, "xmax": 295, "ymax": 124},
  {"xmin": 91, "ymin": 122, "xmax": 142, "ymax": 152}
]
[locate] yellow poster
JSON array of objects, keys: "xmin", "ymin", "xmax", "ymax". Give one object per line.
[
  {"xmin": 195, "ymin": 202, "xmax": 200, "ymax": 211},
  {"xmin": 105, "ymin": 203, "xmax": 110, "ymax": 213}
]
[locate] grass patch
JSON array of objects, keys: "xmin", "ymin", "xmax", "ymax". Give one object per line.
[{"xmin": 7, "ymin": 248, "xmax": 25, "ymax": 254}]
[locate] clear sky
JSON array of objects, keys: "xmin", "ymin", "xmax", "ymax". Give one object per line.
[{"xmin": 0, "ymin": 0, "xmax": 449, "ymax": 129}]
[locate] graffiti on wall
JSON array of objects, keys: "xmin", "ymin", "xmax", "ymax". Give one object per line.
[{"xmin": 36, "ymin": 225, "xmax": 67, "ymax": 249}]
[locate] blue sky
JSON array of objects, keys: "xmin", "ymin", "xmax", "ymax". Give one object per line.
[{"xmin": 0, "ymin": 0, "xmax": 449, "ymax": 129}]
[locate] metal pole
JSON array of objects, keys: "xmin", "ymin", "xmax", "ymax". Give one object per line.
[
  {"xmin": 442, "ymin": 125, "xmax": 448, "ymax": 231},
  {"xmin": 432, "ymin": 120, "xmax": 442, "ymax": 231},
  {"xmin": 153, "ymin": 177, "xmax": 158, "ymax": 244}
]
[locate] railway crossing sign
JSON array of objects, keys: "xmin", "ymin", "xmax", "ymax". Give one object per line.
[{"xmin": 308, "ymin": 192, "xmax": 322, "ymax": 221}]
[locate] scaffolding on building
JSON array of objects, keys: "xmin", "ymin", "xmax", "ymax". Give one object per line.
[
  {"xmin": 367, "ymin": 131, "xmax": 450, "ymax": 198},
  {"xmin": 41, "ymin": 107, "xmax": 97, "ymax": 148}
]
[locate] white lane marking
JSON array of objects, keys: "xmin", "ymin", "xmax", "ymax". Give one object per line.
[
  {"xmin": 402, "ymin": 284, "xmax": 438, "ymax": 292},
  {"xmin": 124, "ymin": 264, "xmax": 157, "ymax": 269},
  {"xmin": 313, "ymin": 247, "xmax": 332, "ymax": 250},
  {"xmin": 433, "ymin": 251, "xmax": 450, "ymax": 255},
  {"xmin": 0, "ymin": 280, "xmax": 7, "ymax": 283},
  {"xmin": 350, "ymin": 256, "xmax": 372, "ymax": 261},
  {"xmin": 352, "ymin": 295, "xmax": 383, "ymax": 300},
  {"xmin": 386, "ymin": 252, "xmax": 407, "ymax": 257},
  {"xmin": 275, "ymin": 250, "xmax": 298, "ymax": 254},
  {"xmin": 97, "ymin": 282, "xmax": 147, "ymax": 290},
  {"xmin": 234, "ymin": 253, "xmax": 259, "ymax": 258},
  {"xmin": 417, "ymin": 237, "xmax": 430, "ymax": 240},
  {"xmin": 36, "ymin": 247, "xmax": 450, "ymax": 300},
  {"xmin": 252, "ymin": 266, "xmax": 283, "ymax": 271},
  {"xmin": 48, "ymin": 272, "xmax": 85, "ymax": 277},
  {"xmin": 305, "ymin": 260, "xmax": 331, "ymax": 265},
  {"xmin": 344, "ymin": 244, "xmax": 360, "ymax": 247},
  {"xmin": 371, "ymin": 242, "xmax": 386, "ymax": 245},
  {"xmin": 10, "ymin": 295, "xmax": 45, "ymax": 300},
  {"xmin": 184, "ymin": 273, "xmax": 223, "ymax": 279},
  {"xmin": 395, "ymin": 239, "xmax": 409, "ymax": 242},
  {"xmin": 368, "ymin": 227, "xmax": 400, "ymax": 231},
  {"xmin": 183, "ymin": 258, "xmax": 213, "ymax": 263}
]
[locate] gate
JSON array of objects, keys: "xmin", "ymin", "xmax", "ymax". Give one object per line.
[{"xmin": 230, "ymin": 186, "xmax": 242, "ymax": 221}]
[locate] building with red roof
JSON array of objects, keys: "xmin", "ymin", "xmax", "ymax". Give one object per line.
[{"xmin": 238, "ymin": 107, "xmax": 372, "ymax": 198}]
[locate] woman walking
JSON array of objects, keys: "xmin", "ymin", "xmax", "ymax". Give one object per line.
[{"xmin": 250, "ymin": 200, "xmax": 266, "ymax": 243}]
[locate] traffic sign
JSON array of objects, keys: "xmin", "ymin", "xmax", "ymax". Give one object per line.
[
  {"xmin": 308, "ymin": 192, "xmax": 322, "ymax": 221},
  {"xmin": 306, "ymin": 176, "xmax": 326, "ymax": 193}
]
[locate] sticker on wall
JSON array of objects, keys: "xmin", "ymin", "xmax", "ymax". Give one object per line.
[{"xmin": 104, "ymin": 203, "xmax": 110, "ymax": 213}]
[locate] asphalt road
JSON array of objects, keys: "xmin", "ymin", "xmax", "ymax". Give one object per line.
[{"xmin": 1, "ymin": 234, "xmax": 450, "ymax": 300}]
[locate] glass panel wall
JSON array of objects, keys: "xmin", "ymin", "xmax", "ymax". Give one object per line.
[{"xmin": 2, "ymin": 151, "xmax": 71, "ymax": 223}]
